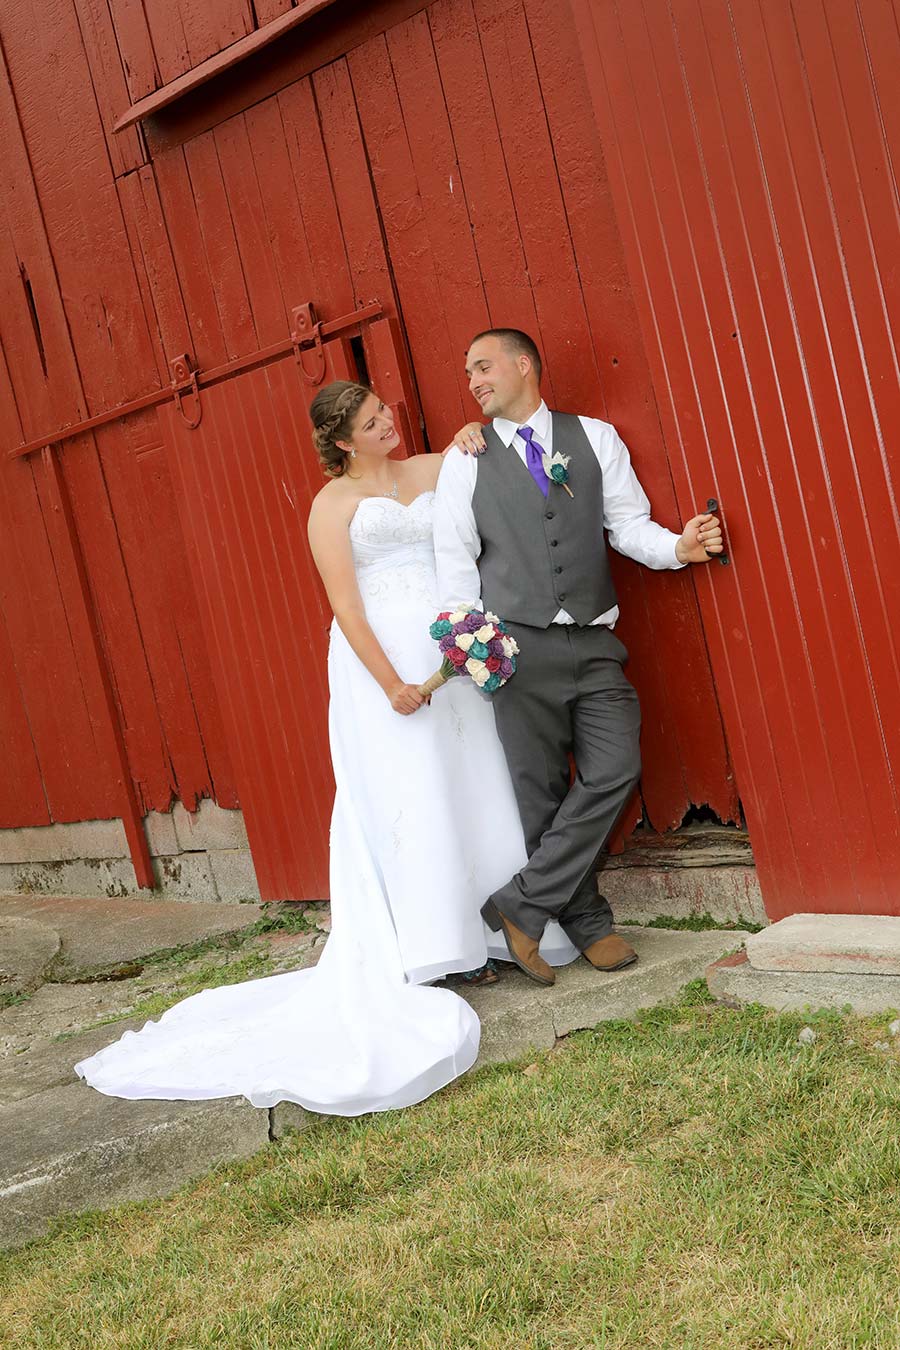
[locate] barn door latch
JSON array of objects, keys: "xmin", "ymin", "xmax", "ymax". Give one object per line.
[
  {"xmin": 170, "ymin": 354, "xmax": 202, "ymax": 429},
  {"xmin": 291, "ymin": 304, "xmax": 327, "ymax": 387}
]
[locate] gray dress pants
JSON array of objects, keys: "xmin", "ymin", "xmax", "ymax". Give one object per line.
[{"xmin": 484, "ymin": 622, "xmax": 641, "ymax": 951}]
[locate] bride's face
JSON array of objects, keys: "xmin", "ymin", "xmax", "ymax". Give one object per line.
[{"xmin": 342, "ymin": 393, "xmax": 400, "ymax": 459}]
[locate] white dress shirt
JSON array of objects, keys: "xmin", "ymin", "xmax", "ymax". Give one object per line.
[{"xmin": 433, "ymin": 400, "xmax": 685, "ymax": 627}]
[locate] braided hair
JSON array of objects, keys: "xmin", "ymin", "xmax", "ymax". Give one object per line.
[{"xmin": 309, "ymin": 380, "xmax": 373, "ymax": 478}]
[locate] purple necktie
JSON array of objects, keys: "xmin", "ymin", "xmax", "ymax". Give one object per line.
[{"xmin": 517, "ymin": 426, "xmax": 549, "ymax": 497}]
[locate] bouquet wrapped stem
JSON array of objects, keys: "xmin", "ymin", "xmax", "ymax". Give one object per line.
[{"xmin": 418, "ymin": 661, "xmax": 454, "ymax": 698}]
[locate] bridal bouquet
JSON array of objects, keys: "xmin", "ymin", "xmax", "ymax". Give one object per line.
[{"xmin": 419, "ymin": 605, "xmax": 519, "ymax": 697}]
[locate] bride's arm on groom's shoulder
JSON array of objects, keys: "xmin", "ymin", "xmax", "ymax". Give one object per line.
[
  {"xmin": 307, "ymin": 491, "xmax": 426, "ymax": 717},
  {"xmin": 442, "ymin": 422, "xmax": 486, "ymax": 456}
]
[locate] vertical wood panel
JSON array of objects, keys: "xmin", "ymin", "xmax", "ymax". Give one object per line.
[
  {"xmin": 577, "ymin": 0, "xmax": 900, "ymax": 915},
  {"xmin": 158, "ymin": 344, "xmax": 355, "ymax": 899}
]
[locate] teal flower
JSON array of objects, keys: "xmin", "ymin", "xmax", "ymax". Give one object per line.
[
  {"xmin": 484, "ymin": 673, "xmax": 501, "ymax": 692},
  {"xmin": 550, "ymin": 463, "xmax": 568, "ymax": 484},
  {"xmin": 469, "ymin": 639, "xmax": 490, "ymax": 660},
  {"xmin": 429, "ymin": 619, "xmax": 453, "ymax": 639}
]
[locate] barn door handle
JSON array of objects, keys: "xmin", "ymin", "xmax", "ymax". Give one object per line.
[
  {"xmin": 706, "ymin": 497, "xmax": 730, "ymax": 565},
  {"xmin": 170, "ymin": 354, "xmax": 202, "ymax": 429},
  {"xmin": 291, "ymin": 303, "xmax": 327, "ymax": 387}
]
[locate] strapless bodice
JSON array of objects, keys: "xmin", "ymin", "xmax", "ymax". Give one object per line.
[{"xmin": 347, "ymin": 491, "xmax": 437, "ymax": 610}]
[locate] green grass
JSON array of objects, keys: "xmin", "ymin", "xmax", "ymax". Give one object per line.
[
  {"xmin": 620, "ymin": 911, "xmax": 765, "ymax": 934},
  {"xmin": 4, "ymin": 990, "xmax": 900, "ymax": 1348}
]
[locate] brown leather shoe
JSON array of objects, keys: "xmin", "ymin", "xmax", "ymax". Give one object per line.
[
  {"xmin": 582, "ymin": 934, "xmax": 637, "ymax": 972},
  {"xmin": 482, "ymin": 900, "xmax": 555, "ymax": 986}
]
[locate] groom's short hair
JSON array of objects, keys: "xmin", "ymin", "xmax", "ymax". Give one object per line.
[{"xmin": 469, "ymin": 328, "xmax": 542, "ymax": 382}]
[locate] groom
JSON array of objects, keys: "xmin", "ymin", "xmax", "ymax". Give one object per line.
[{"xmin": 434, "ymin": 329, "xmax": 723, "ymax": 986}]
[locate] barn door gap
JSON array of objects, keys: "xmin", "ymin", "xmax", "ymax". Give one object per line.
[
  {"xmin": 349, "ymin": 334, "xmax": 370, "ymax": 386},
  {"xmin": 18, "ymin": 264, "xmax": 48, "ymax": 377}
]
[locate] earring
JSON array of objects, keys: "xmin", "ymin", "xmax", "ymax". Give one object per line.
[{"xmin": 350, "ymin": 449, "xmax": 356, "ymax": 458}]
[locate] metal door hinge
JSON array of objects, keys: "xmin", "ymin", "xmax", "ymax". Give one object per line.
[
  {"xmin": 291, "ymin": 304, "xmax": 326, "ymax": 386},
  {"xmin": 170, "ymin": 354, "xmax": 202, "ymax": 429}
]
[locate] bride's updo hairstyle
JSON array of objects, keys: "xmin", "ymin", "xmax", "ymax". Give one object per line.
[{"xmin": 309, "ymin": 380, "xmax": 373, "ymax": 478}]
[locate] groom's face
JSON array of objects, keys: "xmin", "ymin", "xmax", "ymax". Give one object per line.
[{"xmin": 465, "ymin": 337, "xmax": 526, "ymax": 419}]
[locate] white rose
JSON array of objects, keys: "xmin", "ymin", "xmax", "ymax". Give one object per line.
[
  {"xmin": 474, "ymin": 624, "xmax": 495, "ymax": 643},
  {"xmin": 456, "ymin": 632, "xmax": 475, "ymax": 651},
  {"xmin": 465, "ymin": 657, "xmax": 484, "ymax": 679},
  {"xmin": 500, "ymin": 637, "xmax": 515, "ymax": 657},
  {"xmin": 484, "ymin": 611, "xmax": 499, "ymax": 624},
  {"xmin": 449, "ymin": 610, "xmax": 466, "ymax": 624},
  {"xmin": 472, "ymin": 666, "xmax": 490, "ymax": 687}
]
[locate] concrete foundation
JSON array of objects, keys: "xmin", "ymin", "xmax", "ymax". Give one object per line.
[{"xmin": 0, "ymin": 801, "xmax": 260, "ymax": 904}]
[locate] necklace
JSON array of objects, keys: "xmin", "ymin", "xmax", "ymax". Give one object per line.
[{"xmin": 385, "ymin": 480, "xmax": 399, "ymax": 500}]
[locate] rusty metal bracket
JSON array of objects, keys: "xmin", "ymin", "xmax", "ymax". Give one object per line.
[
  {"xmin": 170, "ymin": 354, "xmax": 202, "ymax": 429},
  {"xmin": 291, "ymin": 304, "xmax": 327, "ymax": 386}
]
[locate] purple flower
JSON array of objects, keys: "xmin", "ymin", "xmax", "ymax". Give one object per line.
[
  {"xmin": 439, "ymin": 633, "xmax": 456, "ymax": 652},
  {"xmin": 489, "ymin": 637, "xmax": 505, "ymax": 657},
  {"xmin": 451, "ymin": 620, "xmax": 467, "ymax": 635},
  {"xmin": 499, "ymin": 657, "xmax": 513, "ymax": 678},
  {"xmin": 464, "ymin": 612, "xmax": 484, "ymax": 633}
]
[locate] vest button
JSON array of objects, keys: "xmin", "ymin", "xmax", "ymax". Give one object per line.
[
  {"xmin": 558, "ymin": 592, "xmax": 567, "ymax": 601},
  {"xmin": 554, "ymin": 566, "xmax": 563, "ymax": 574},
  {"xmin": 550, "ymin": 539, "xmax": 558, "ymax": 547},
  {"xmin": 545, "ymin": 510, "xmax": 555, "ymax": 520}
]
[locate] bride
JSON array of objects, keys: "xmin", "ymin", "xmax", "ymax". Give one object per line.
[{"xmin": 76, "ymin": 382, "xmax": 577, "ymax": 1117}]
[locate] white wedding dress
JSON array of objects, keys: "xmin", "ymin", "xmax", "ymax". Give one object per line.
[{"xmin": 76, "ymin": 492, "xmax": 577, "ymax": 1116}]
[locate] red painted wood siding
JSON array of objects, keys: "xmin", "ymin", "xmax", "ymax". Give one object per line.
[
  {"xmin": 0, "ymin": 4, "xmax": 236, "ymax": 825},
  {"xmin": 348, "ymin": 0, "xmax": 737, "ymax": 835},
  {"xmin": 576, "ymin": 0, "xmax": 900, "ymax": 916},
  {"xmin": 0, "ymin": 0, "xmax": 739, "ymax": 878}
]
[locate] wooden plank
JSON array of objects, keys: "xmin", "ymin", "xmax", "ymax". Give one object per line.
[
  {"xmin": 253, "ymin": 0, "xmax": 295, "ymax": 21},
  {"xmin": 385, "ymin": 12, "xmax": 489, "ymax": 420},
  {"xmin": 60, "ymin": 427, "xmax": 174, "ymax": 816},
  {"xmin": 0, "ymin": 0, "xmax": 159, "ymax": 414},
  {"xmin": 574, "ymin": 0, "xmax": 805, "ymax": 915},
  {"xmin": 100, "ymin": 412, "xmax": 234, "ymax": 811},
  {"xmin": 151, "ymin": 148, "xmax": 230, "ymax": 369},
  {"xmin": 182, "ymin": 130, "xmax": 258, "ymax": 357},
  {"xmin": 427, "ymin": 1, "xmax": 543, "ymax": 336},
  {"xmin": 157, "ymin": 345, "xmax": 356, "ymax": 897},
  {"xmin": 241, "ymin": 96, "xmax": 318, "ymax": 320},
  {"xmin": 41, "ymin": 444, "xmax": 154, "ymax": 886},
  {"xmin": 0, "ymin": 454, "xmax": 120, "ymax": 823},
  {"xmin": 525, "ymin": 0, "xmax": 736, "ymax": 828},
  {"xmin": 143, "ymin": 0, "xmax": 431, "ymax": 154},
  {"xmin": 107, "ymin": 0, "xmax": 161, "ymax": 101},
  {"xmin": 0, "ymin": 48, "xmax": 86, "ymax": 442},
  {"xmin": 213, "ymin": 114, "xmax": 289, "ymax": 346},
  {"xmin": 140, "ymin": 431, "xmax": 239, "ymax": 809},
  {"xmin": 0, "ymin": 599, "xmax": 51, "ymax": 828},
  {"xmin": 71, "ymin": 0, "xmax": 148, "ymax": 177},
  {"xmin": 277, "ymin": 78, "xmax": 355, "ymax": 318}
]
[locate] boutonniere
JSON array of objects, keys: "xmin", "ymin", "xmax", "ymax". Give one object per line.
[{"xmin": 541, "ymin": 451, "xmax": 574, "ymax": 498}]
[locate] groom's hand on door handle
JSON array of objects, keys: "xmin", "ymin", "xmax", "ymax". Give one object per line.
[{"xmin": 675, "ymin": 508, "xmax": 726, "ymax": 565}]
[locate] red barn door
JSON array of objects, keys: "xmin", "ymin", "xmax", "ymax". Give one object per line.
[{"xmin": 575, "ymin": 0, "xmax": 900, "ymax": 917}]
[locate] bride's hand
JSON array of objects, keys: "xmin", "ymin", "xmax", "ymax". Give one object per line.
[
  {"xmin": 389, "ymin": 682, "xmax": 427, "ymax": 715},
  {"xmin": 442, "ymin": 422, "xmax": 486, "ymax": 456}
]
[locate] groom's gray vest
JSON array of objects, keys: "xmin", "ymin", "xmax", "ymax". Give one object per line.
[{"xmin": 472, "ymin": 412, "xmax": 617, "ymax": 627}]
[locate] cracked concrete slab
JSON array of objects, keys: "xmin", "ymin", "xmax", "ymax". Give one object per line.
[
  {"xmin": 3, "ymin": 924, "xmax": 747, "ymax": 1248},
  {"xmin": 1, "ymin": 1083, "xmax": 269, "ymax": 1250},
  {"xmin": 0, "ymin": 894, "xmax": 264, "ymax": 981},
  {"xmin": 0, "ymin": 916, "xmax": 60, "ymax": 997}
]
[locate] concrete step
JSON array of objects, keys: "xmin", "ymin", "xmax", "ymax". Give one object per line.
[
  {"xmin": 746, "ymin": 913, "xmax": 900, "ymax": 975},
  {"xmin": 708, "ymin": 948, "xmax": 900, "ymax": 1014},
  {"xmin": 0, "ymin": 894, "xmax": 265, "ymax": 982},
  {"xmin": 1, "ymin": 926, "xmax": 745, "ymax": 1250}
]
